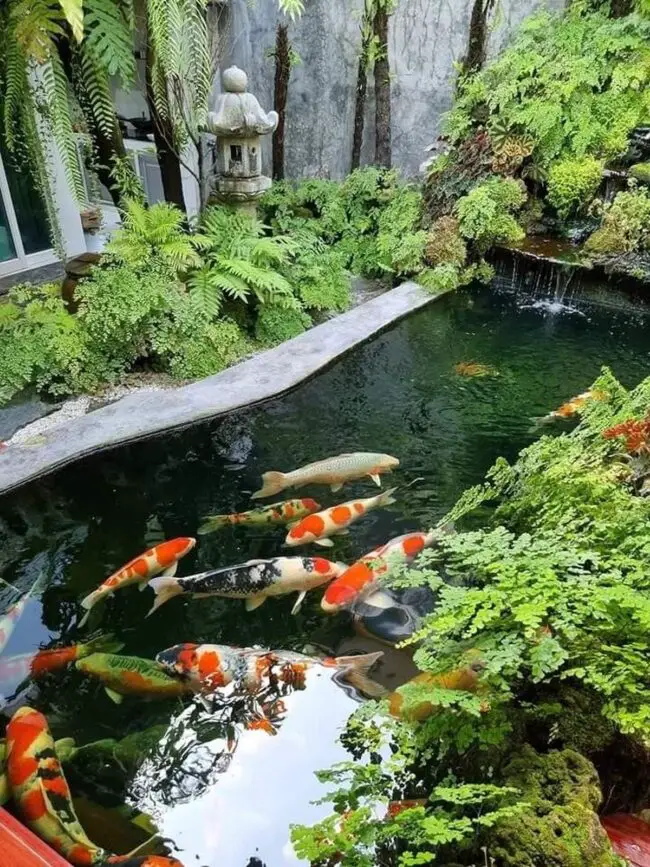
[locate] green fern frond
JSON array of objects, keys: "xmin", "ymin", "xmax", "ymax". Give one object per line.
[
  {"xmin": 58, "ymin": 0, "xmax": 83, "ymax": 42},
  {"xmin": 1, "ymin": 33, "xmax": 29, "ymax": 152},
  {"xmin": 187, "ymin": 266, "xmax": 223, "ymax": 319},
  {"xmin": 75, "ymin": 44, "xmax": 118, "ymax": 138},
  {"xmin": 84, "ymin": 0, "xmax": 135, "ymax": 83},
  {"xmin": 40, "ymin": 52, "xmax": 85, "ymax": 201},
  {"xmin": 205, "ymin": 270, "xmax": 251, "ymax": 303},
  {"xmin": 12, "ymin": 0, "xmax": 65, "ymax": 62}
]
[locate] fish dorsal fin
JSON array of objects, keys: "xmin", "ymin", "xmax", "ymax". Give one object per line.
[
  {"xmin": 105, "ymin": 687, "xmax": 124, "ymax": 704},
  {"xmin": 244, "ymin": 558, "xmax": 270, "ymax": 567},
  {"xmin": 314, "ymin": 538, "xmax": 334, "ymax": 548}
]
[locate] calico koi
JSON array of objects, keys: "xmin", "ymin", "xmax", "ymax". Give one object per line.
[
  {"xmin": 285, "ymin": 489, "xmax": 398, "ymax": 549},
  {"xmin": 75, "ymin": 653, "xmax": 194, "ymax": 704},
  {"xmin": 79, "ymin": 538, "xmax": 196, "ymax": 626},
  {"xmin": 252, "ymin": 452, "xmax": 399, "ymax": 499},
  {"xmin": 198, "ymin": 498, "xmax": 321, "ymax": 535},
  {"xmin": 321, "ymin": 529, "xmax": 438, "ymax": 613},
  {"xmin": 6, "ymin": 706, "xmax": 107, "ymax": 865},
  {"xmin": 147, "ymin": 556, "xmax": 347, "ymax": 616}
]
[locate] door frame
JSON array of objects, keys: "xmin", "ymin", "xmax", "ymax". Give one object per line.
[{"xmin": 0, "ymin": 150, "xmax": 58, "ymax": 278}]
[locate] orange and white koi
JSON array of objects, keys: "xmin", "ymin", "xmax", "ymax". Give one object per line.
[
  {"xmin": 0, "ymin": 635, "xmax": 123, "ymax": 689},
  {"xmin": 6, "ymin": 706, "xmax": 108, "ymax": 865},
  {"xmin": 198, "ymin": 498, "xmax": 321, "ymax": 535},
  {"xmin": 252, "ymin": 452, "xmax": 400, "ymax": 499},
  {"xmin": 285, "ymin": 489, "xmax": 398, "ymax": 549},
  {"xmin": 536, "ymin": 389, "xmax": 607, "ymax": 424},
  {"xmin": 321, "ymin": 529, "xmax": 439, "ymax": 613},
  {"xmin": 79, "ymin": 537, "xmax": 196, "ymax": 626},
  {"xmin": 0, "ymin": 574, "xmax": 44, "ymax": 654},
  {"xmin": 147, "ymin": 556, "xmax": 347, "ymax": 615},
  {"xmin": 156, "ymin": 643, "xmax": 384, "ymax": 698},
  {"xmin": 107, "ymin": 858, "xmax": 185, "ymax": 867}
]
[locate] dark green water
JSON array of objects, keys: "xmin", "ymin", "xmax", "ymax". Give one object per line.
[{"xmin": 0, "ymin": 285, "xmax": 649, "ymax": 866}]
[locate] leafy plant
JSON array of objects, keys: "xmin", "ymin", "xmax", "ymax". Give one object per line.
[
  {"xmin": 585, "ymin": 187, "xmax": 650, "ymax": 254},
  {"xmin": 107, "ymin": 200, "xmax": 199, "ymax": 270},
  {"xmin": 456, "ymin": 177, "xmax": 526, "ymax": 251},
  {"xmin": 424, "ymin": 216, "xmax": 467, "ymax": 268},
  {"xmin": 255, "ymin": 303, "xmax": 312, "ymax": 346},
  {"xmin": 547, "ymin": 157, "xmax": 604, "ymax": 219}
]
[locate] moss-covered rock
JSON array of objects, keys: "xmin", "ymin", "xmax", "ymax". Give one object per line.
[
  {"xmin": 630, "ymin": 163, "xmax": 650, "ymax": 185},
  {"xmin": 489, "ymin": 747, "xmax": 620, "ymax": 867}
]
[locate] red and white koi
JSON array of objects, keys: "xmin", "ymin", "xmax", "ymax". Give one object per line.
[
  {"xmin": 156, "ymin": 643, "xmax": 384, "ymax": 697},
  {"xmin": 147, "ymin": 556, "xmax": 347, "ymax": 616},
  {"xmin": 535, "ymin": 389, "xmax": 607, "ymax": 424},
  {"xmin": 252, "ymin": 452, "xmax": 400, "ymax": 499},
  {"xmin": 198, "ymin": 498, "xmax": 321, "ymax": 535},
  {"xmin": 0, "ymin": 635, "xmax": 123, "ymax": 689},
  {"xmin": 79, "ymin": 537, "xmax": 196, "ymax": 626},
  {"xmin": 285, "ymin": 489, "xmax": 398, "ymax": 549},
  {"xmin": 0, "ymin": 574, "xmax": 44, "ymax": 654},
  {"xmin": 321, "ymin": 529, "xmax": 438, "ymax": 613},
  {"xmin": 6, "ymin": 706, "xmax": 108, "ymax": 865}
]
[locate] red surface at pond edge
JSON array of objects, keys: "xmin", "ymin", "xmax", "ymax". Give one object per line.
[
  {"xmin": 603, "ymin": 814, "xmax": 650, "ymax": 867},
  {"xmin": 0, "ymin": 806, "xmax": 70, "ymax": 866}
]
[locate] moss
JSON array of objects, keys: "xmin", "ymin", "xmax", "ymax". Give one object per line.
[
  {"xmin": 255, "ymin": 303, "xmax": 312, "ymax": 346},
  {"xmin": 489, "ymin": 747, "xmax": 620, "ymax": 867},
  {"xmin": 630, "ymin": 163, "xmax": 650, "ymax": 185}
]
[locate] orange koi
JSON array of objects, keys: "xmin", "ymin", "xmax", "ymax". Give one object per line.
[
  {"xmin": 6, "ymin": 706, "xmax": 108, "ymax": 865},
  {"xmin": 321, "ymin": 530, "xmax": 438, "ymax": 613},
  {"xmin": 537, "ymin": 389, "xmax": 607, "ymax": 424},
  {"xmin": 0, "ymin": 635, "xmax": 123, "ymax": 688},
  {"xmin": 285, "ymin": 489, "xmax": 397, "ymax": 549},
  {"xmin": 389, "ymin": 659, "xmax": 487, "ymax": 722},
  {"xmin": 107, "ymin": 858, "xmax": 185, "ymax": 867},
  {"xmin": 79, "ymin": 537, "xmax": 196, "ymax": 626},
  {"xmin": 198, "ymin": 498, "xmax": 321, "ymax": 535}
]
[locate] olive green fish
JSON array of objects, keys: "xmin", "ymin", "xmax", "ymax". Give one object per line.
[
  {"xmin": 76, "ymin": 653, "xmax": 194, "ymax": 704},
  {"xmin": 198, "ymin": 498, "xmax": 321, "ymax": 535}
]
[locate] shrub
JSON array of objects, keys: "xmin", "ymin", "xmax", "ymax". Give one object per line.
[
  {"xmin": 425, "ymin": 216, "xmax": 467, "ymax": 268},
  {"xmin": 585, "ymin": 187, "xmax": 650, "ymax": 254},
  {"xmin": 456, "ymin": 177, "xmax": 526, "ymax": 250},
  {"xmin": 155, "ymin": 316, "xmax": 251, "ymax": 380},
  {"xmin": 108, "ymin": 200, "xmax": 199, "ymax": 270},
  {"xmin": 547, "ymin": 157, "xmax": 604, "ymax": 219},
  {"xmin": 255, "ymin": 303, "xmax": 312, "ymax": 346},
  {"xmin": 418, "ymin": 263, "xmax": 463, "ymax": 294}
]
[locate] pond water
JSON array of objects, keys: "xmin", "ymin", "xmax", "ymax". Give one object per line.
[{"xmin": 0, "ymin": 283, "xmax": 649, "ymax": 867}]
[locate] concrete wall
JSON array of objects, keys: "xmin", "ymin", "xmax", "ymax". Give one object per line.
[{"xmin": 221, "ymin": 0, "xmax": 565, "ymax": 179}]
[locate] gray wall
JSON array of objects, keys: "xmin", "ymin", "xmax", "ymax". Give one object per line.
[{"xmin": 221, "ymin": 0, "xmax": 565, "ymax": 179}]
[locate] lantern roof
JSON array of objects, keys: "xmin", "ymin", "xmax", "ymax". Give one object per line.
[{"xmin": 207, "ymin": 66, "xmax": 279, "ymax": 137}]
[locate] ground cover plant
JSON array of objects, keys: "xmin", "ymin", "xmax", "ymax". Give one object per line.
[{"xmin": 293, "ymin": 367, "xmax": 650, "ymax": 865}]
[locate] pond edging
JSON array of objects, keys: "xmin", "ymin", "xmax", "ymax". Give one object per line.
[{"xmin": 0, "ymin": 280, "xmax": 444, "ymax": 496}]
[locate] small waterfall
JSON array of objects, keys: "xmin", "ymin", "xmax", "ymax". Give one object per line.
[{"xmin": 492, "ymin": 242, "xmax": 584, "ymax": 316}]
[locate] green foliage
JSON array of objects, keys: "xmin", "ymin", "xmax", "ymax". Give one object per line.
[
  {"xmin": 585, "ymin": 187, "xmax": 650, "ymax": 254},
  {"xmin": 547, "ymin": 157, "xmax": 604, "ymax": 219},
  {"xmin": 629, "ymin": 162, "xmax": 650, "ymax": 184},
  {"xmin": 108, "ymin": 200, "xmax": 199, "ymax": 270},
  {"xmin": 376, "ymin": 186, "xmax": 428, "ymax": 277},
  {"xmin": 446, "ymin": 6, "xmax": 650, "ymax": 170},
  {"xmin": 425, "ymin": 217, "xmax": 467, "ymax": 268},
  {"xmin": 255, "ymin": 303, "xmax": 311, "ymax": 346},
  {"xmin": 456, "ymin": 177, "xmax": 526, "ymax": 251}
]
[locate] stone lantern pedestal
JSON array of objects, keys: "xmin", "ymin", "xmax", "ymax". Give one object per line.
[{"xmin": 206, "ymin": 67, "xmax": 278, "ymax": 216}]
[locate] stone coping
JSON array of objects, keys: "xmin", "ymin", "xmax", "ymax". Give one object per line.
[{"xmin": 0, "ymin": 281, "xmax": 443, "ymax": 497}]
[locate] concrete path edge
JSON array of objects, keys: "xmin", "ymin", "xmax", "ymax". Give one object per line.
[{"xmin": 0, "ymin": 281, "xmax": 444, "ymax": 497}]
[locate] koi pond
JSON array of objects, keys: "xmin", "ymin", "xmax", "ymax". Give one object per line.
[{"xmin": 1, "ymin": 282, "xmax": 649, "ymax": 867}]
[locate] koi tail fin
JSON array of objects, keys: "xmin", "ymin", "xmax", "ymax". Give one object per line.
[
  {"xmin": 377, "ymin": 487, "xmax": 398, "ymax": 508},
  {"xmin": 80, "ymin": 633, "xmax": 125, "ymax": 657},
  {"xmin": 78, "ymin": 590, "xmax": 104, "ymax": 628},
  {"xmin": 334, "ymin": 651, "xmax": 387, "ymax": 699},
  {"xmin": 146, "ymin": 576, "xmax": 182, "ymax": 616},
  {"xmin": 252, "ymin": 471, "xmax": 286, "ymax": 500},
  {"xmin": 198, "ymin": 515, "xmax": 231, "ymax": 535}
]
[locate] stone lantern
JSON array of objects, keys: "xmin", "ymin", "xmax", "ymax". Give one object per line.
[{"xmin": 207, "ymin": 66, "xmax": 279, "ymax": 214}]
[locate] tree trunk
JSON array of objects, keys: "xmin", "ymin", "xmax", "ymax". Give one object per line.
[
  {"xmin": 373, "ymin": 4, "xmax": 391, "ymax": 168},
  {"xmin": 351, "ymin": 22, "xmax": 370, "ymax": 171},
  {"xmin": 145, "ymin": 31, "xmax": 187, "ymax": 211},
  {"xmin": 273, "ymin": 23, "xmax": 291, "ymax": 181},
  {"xmin": 610, "ymin": 0, "xmax": 634, "ymax": 16},
  {"xmin": 464, "ymin": 0, "xmax": 496, "ymax": 77}
]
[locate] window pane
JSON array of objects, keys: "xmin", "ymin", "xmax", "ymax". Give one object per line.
[
  {"xmin": 1, "ymin": 147, "xmax": 50, "ymax": 254},
  {"xmin": 0, "ymin": 190, "xmax": 17, "ymax": 262}
]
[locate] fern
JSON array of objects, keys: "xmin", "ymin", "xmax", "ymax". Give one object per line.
[
  {"xmin": 40, "ymin": 52, "xmax": 86, "ymax": 202},
  {"xmin": 74, "ymin": 44, "xmax": 119, "ymax": 138},
  {"xmin": 58, "ymin": 0, "xmax": 83, "ymax": 42},
  {"xmin": 83, "ymin": 0, "xmax": 135, "ymax": 82}
]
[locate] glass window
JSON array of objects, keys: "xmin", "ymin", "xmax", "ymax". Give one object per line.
[
  {"xmin": 0, "ymin": 191, "xmax": 16, "ymax": 262},
  {"xmin": 1, "ymin": 146, "xmax": 50, "ymax": 254}
]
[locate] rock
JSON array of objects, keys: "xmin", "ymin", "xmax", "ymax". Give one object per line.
[{"xmin": 489, "ymin": 747, "xmax": 620, "ymax": 867}]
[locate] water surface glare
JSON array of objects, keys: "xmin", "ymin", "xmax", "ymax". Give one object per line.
[{"xmin": 0, "ymin": 285, "xmax": 649, "ymax": 866}]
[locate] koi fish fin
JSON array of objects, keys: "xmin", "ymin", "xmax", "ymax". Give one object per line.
[
  {"xmin": 291, "ymin": 591, "xmax": 307, "ymax": 615},
  {"xmin": 81, "ymin": 634, "xmax": 124, "ymax": 656},
  {"xmin": 79, "ymin": 588, "xmax": 104, "ymax": 616},
  {"xmin": 123, "ymin": 834, "xmax": 159, "ymax": 859},
  {"xmin": 330, "ymin": 482, "xmax": 343, "ymax": 493},
  {"xmin": 161, "ymin": 561, "xmax": 178, "ymax": 579},
  {"xmin": 335, "ymin": 651, "xmax": 387, "ymax": 699},
  {"xmin": 376, "ymin": 486, "xmax": 398, "ymax": 507},
  {"xmin": 105, "ymin": 687, "xmax": 124, "ymax": 704},
  {"xmin": 198, "ymin": 514, "xmax": 230, "ymax": 535},
  {"xmin": 287, "ymin": 520, "xmax": 300, "ymax": 530},
  {"xmin": 370, "ymin": 473, "xmax": 382, "ymax": 487},
  {"xmin": 54, "ymin": 738, "xmax": 77, "ymax": 762},
  {"xmin": 353, "ymin": 590, "xmax": 396, "ymax": 613},
  {"xmin": 246, "ymin": 593, "xmax": 267, "ymax": 612},
  {"xmin": 314, "ymin": 538, "xmax": 335, "ymax": 548},
  {"xmin": 252, "ymin": 471, "xmax": 286, "ymax": 500},
  {"xmin": 146, "ymin": 576, "xmax": 182, "ymax": 616},
  {"xmin": 334, "ymin": 529, "xmax": 350, "ymax": 536}
]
